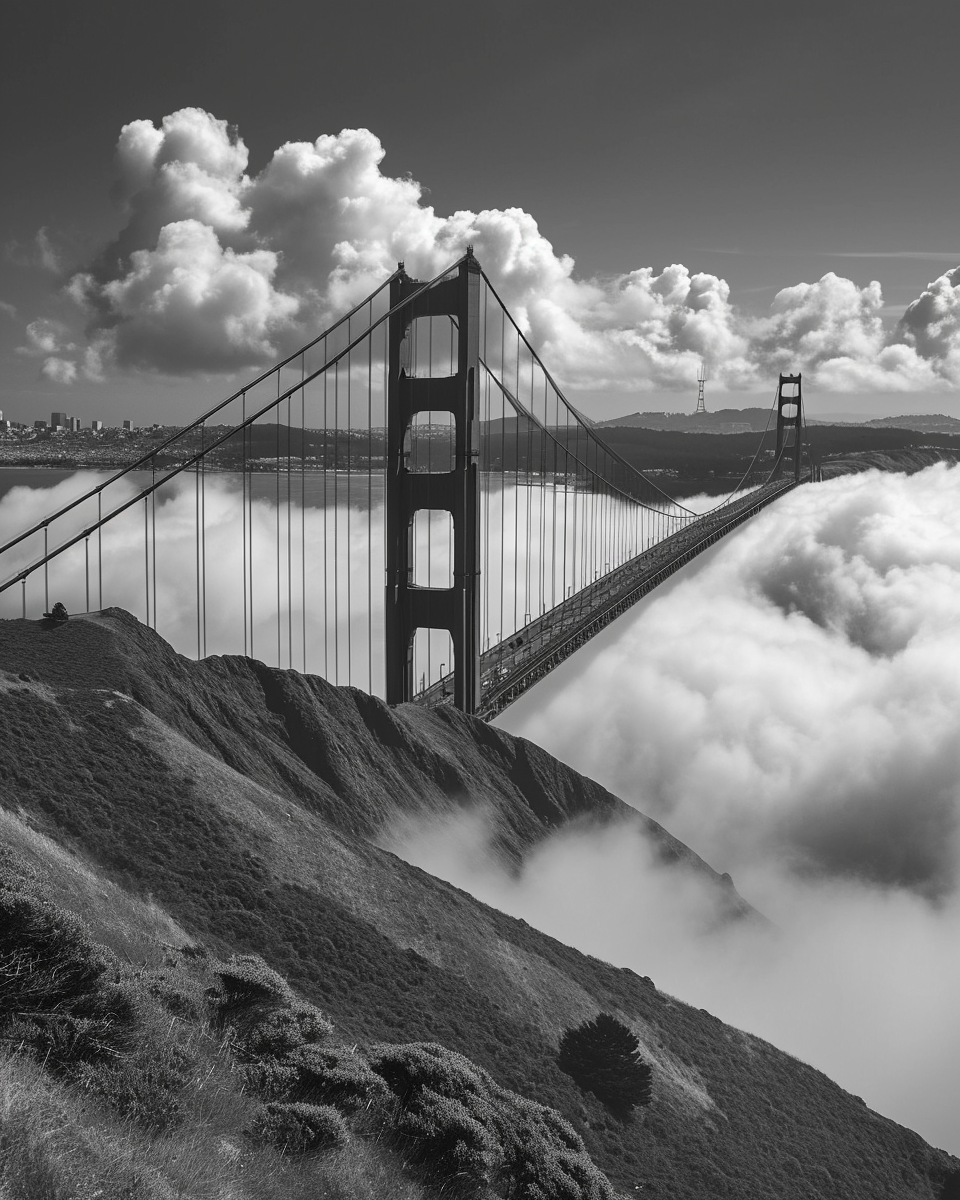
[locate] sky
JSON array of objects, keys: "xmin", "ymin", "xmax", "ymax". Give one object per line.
[{"xmin": 3, "ymin": 0, "xmax": 960, "ymax": 427}]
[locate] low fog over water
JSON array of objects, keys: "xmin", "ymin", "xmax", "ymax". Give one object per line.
[
  {"xmin": 3, "ymin": 463, "xmax": 960, "ymax": 1153},
  {"xmin": 392, "ymin": 465, "xmax": 960, "ymax": 1154}
]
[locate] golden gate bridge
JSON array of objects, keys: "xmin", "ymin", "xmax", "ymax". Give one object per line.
[{"xmin": 0, "ymin": 251, "xmax": 810, "ymax": 720}]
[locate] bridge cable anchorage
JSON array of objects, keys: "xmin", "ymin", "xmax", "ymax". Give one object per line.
[{"xmin": 3, "ymin": 249, "xmax": 806, "ymax": 719}]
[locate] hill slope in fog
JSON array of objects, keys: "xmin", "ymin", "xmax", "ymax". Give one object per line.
[{"xmin": 1, "ymin": 609, "xmax": 957, "ymax": 1199}]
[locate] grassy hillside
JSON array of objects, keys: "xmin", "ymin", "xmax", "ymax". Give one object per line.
[{"xmin": 1, "ymin": 610, "xmax": 958, "ymax": 1199}]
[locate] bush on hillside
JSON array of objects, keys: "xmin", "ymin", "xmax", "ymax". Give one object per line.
[
  {"xmin": 211, "ymin": 954, "xmax": 293, "ymax": 1017},
  {"xmin": 368, "ymin": 1042, "xmax": 614, "ymax": 1198},
  {"xmin": 557, "ymin": 1013, "xmax": 652, "ymax": 1115},
  {"xmin": 210, "ymin": 954, "xmax": 332, "ymax": 1060},
  {"xmin": 283, "ymin": 1043, "xmax": 389, "ymax": 1113},
  {"xmin": 0, "ymin": 881, "xmax": 145, "ymax": 1073},
  {"xmin": 75, "ymin": 1031, "xmax": 195, "ymax": 1132},
  {"xmin": 0, "ymin": 883, "xmax": 109, "ymax": 1024},
  {"xmin": 396, "ymin": 1086, "xmax": 498, "ymax": 1182},
  {"xmin": 142, "ymin": 963, "xmax": 208, "ymax": 1021},
  {"xmin": 0, "ymin": 875, "xmax": 204, "ymax": 1131},
  {"xmin": 252, "ymin": 1101, "xmax": 350, "ymax": 1154}
]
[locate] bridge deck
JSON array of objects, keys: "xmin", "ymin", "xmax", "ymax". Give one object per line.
[{"xmin": 415, "ymin": 479, "xmax": 799, "ymax": 720}]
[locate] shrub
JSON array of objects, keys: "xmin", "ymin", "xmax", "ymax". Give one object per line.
[
  {"xmin": 252, "ymin": 1101, "xmax": 350, "ymax": 1154},
  {"xmin": 0, "ymin": 884, "xmax": 147, "ymax": 1074},
  {"xmin": 284, "ymin": 1043, "xmax": 389, "ymax": 1113},
  {"xmin": 503, "ymin": 1096, "xmax": 615, "ymax": 1200},
  {"xmin": 397, "ymin": 1086, "xmax": 498, "ymax": 1182},
  {"xmin": 245, "ymin": 1059, "xmax": 300, "ymax": 1102},
  {"xmin": 209, "ymin": 954, "xmax": 332, "ymax": 1060},
  {"xmin": 238, "ymin": 1000, "xmax": 332, "ymax": 1060},
  {"xmin": 557, "ymin": 1013, "xmax": 652, "ymax": 1114},
  {"xmin": 76, "ymin": 1036, "xmax": 195, "ymax": 1132},
  {"xmin": 141, "ymin": 964, "xmax": 207, "ymax": 1021},
  {"xmin": 367, "ymin": 1042, "xmax": 614, "ymax": 1197},
  {"xmin": 0, "ymin": 884, "xmax": 109, "ymax": 1024},
  {"xmin": 367, "ymin": 1042, "xmax": 493, "ymax": 1110},
  {"xmin": 211, "ymin": 954, "xmax": 293, "ymax": 1020}
]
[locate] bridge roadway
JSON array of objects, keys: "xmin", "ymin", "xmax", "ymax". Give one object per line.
[{"xmin": 415, "ymin": 477, "xmax": 801, "ymax": 720}]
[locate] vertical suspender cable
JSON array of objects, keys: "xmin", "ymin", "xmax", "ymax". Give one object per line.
[
  {"xmin": 322, "ymin": 350, "xmax": 329, "ymax": 680},
  {"xmin": 346, "ymin": 316, "xmax": 353, "ymax": 687},
  {"xmin": 143, "ymin": 497, "xmax": 149, "ymax": 627},
  {"xmin": 201, "ymin": 422, "xmax": 207, "ymax": 657},
  {"xmin": 196, "ymin": 461, "xmax": 201, "ymax": 658},
  {"xmin": 276, "ymin": 378, "xmax": 282, "ymax": 669},
  {"xmin": 287, "ymin": 393, "xmax": 293, "ymax": 670},
  {"xmin": 333, "ymin": 358, "xmax": 339, "ymax": 684},
  {"xmin": 151, "ymin": 456, "xmax": 157, "ymax": 631},
  {"xmin": 367, "ymin": 303, "xmax": 374, "ymax": 693},
  {"xmin": 301, "ymin": 354, "xmax": 307, "ymax": 674},
  {"xmin": 242, "ymin": 392, "xmax": 248, "ymax": 657}
]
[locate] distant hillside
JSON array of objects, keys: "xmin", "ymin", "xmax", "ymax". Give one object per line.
[
  {"xmin": 1, "ymin": 609, "xmax": 958, "ymax": 1199},
  {"xmin": 596, "ymin": 408, "xmax": 773, "ymax": 434},
  {"xmin": 861, "ymin": 413, "xmax": 960, "ymax": 434}
]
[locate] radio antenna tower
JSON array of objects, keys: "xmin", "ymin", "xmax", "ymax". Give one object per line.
[{"xmin": 695, "ymin": 363, "xmax": 708, "ymax": 414}]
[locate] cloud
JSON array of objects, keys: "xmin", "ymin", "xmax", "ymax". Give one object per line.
[
  {"xmin": 385, "ymin": 465, "xmax": 960, "ymax": 1151},
  {"xmin": 382, "ymin": 801, "xmax": 960, "ymax": 1154},
  {"xmin": 19, "ymin": 108, "xmax": 960, "ymax": 395},
  {"xmin": 18, "ymin": 318, "xmax": 73, "ymax": 357},
  {"xmin": 40, "ymin": 357, "xmax": 78, "ymax": 385},
  {"xmin": 505, "ymin": 465, "xmax": 960, "ymax": 897},
  {"xmin": 3, "ymin": 461, "xmax": 960, "ymax": 1150},
  {"xmin": 101, "ymin": 220, "xmax": 299, "ymax": 373},
  {"xmin": 4, "ymin": 227, "xmax": 60, "ymax": 273},
  {"xmin": 16, "ymin": 319, "xmax": 81, "ymax": 382}
]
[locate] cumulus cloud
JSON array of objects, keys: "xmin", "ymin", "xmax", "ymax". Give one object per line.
[
  {"xmin": 18, "ymin": 318, "xmax": 73, "ymax": 357},
  {"xmin": 101, "ymin": 220, "xmax": 299, "ymax": 372},
  {"xmin": 898, "ymin": 265, "xmax": 960, "ymax": 369},
  {"xmin": 20, "ymin": 107, "xmax": 960, "ymax": 394}
]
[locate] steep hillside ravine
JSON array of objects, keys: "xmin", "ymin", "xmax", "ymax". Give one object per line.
[{"xmin": 1, "ymin": 610, "xmax": 957, "ymax": 1199}]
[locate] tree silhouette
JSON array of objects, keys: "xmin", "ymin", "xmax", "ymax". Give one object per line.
[{"xmin": 557, "ymin": 1013, "xmax": 652, "ymax": 1114}]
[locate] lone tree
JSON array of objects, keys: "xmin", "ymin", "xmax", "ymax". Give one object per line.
[{"xmin": 557, "ymin": 1013, "xmax": 652, "ymax": 1114}]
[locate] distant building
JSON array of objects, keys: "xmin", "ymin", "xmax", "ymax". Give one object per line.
[
  {"xmin": 51, "ymin": 411, "xmax": 67, "ymax": 429},
  {"xmin": 68, "ymin": 416, "xmax": 81, "ymax": 432},
  {"xmin": 91, "ymin": 420, "xmax": 104, "ymax": 432},
  {"xmin": 122, "ymin": 420, "xmax": 133, "ymax": 431}
]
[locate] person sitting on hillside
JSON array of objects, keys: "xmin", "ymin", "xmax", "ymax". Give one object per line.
[{"xmin": 44, "ymin": 602, "xmax": 69, "ymax": 622}]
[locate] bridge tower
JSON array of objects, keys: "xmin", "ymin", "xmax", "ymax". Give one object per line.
[
  {"xmin": 775, "ymin": 373, "xmax": 803, "ymax": 482},
  {"xmin": 695, "ymin": 364, "xmax": 707, "ymax": 414},
  {"xmin": 385, "ymin": 251, "xmax": 482, "ymax": 713}
]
